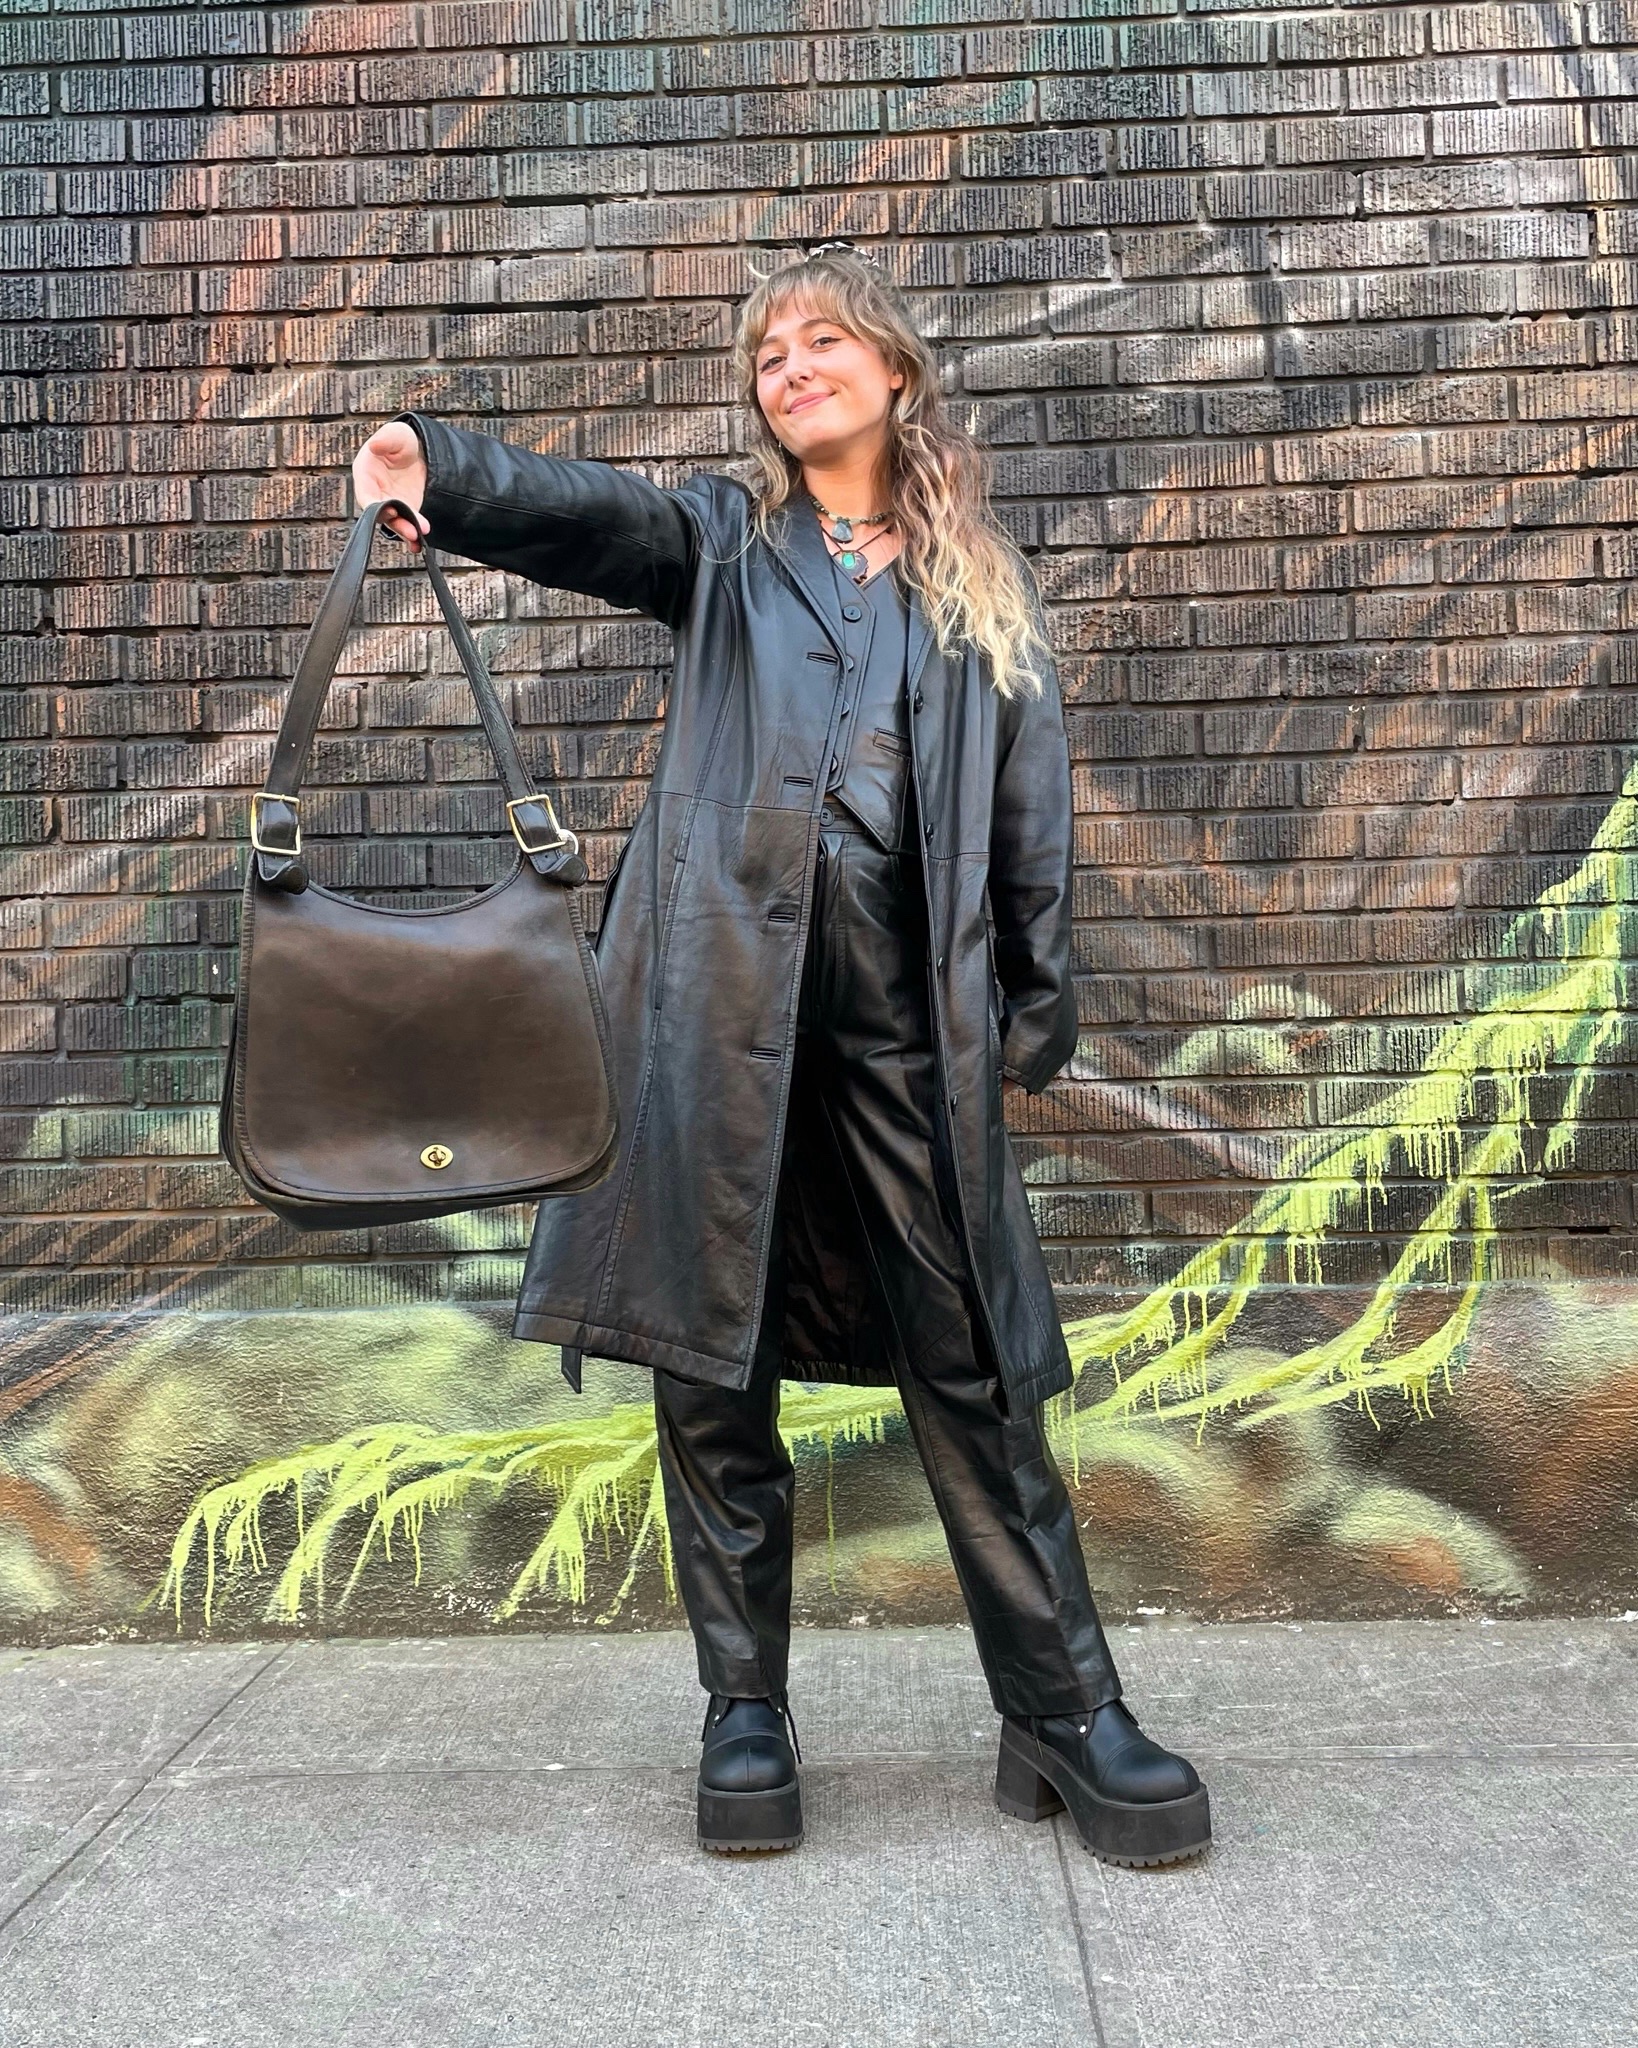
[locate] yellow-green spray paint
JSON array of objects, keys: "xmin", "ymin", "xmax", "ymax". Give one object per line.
[
  {"xmin": 162, "ymin": 1381, "xmax": 900, "ymax": 1629},
  {"xmin": 159, "ymin": 763, "xmax": 1638, "ymax": 1630},
  {"xmin": 1059, "ymin": 759, "xmax": 1638, "ymax": 1439}
]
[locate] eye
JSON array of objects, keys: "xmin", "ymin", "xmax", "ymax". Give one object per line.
[{"xmin": 758, "ymin": 351, "xmax": 783, "ymax": 373}]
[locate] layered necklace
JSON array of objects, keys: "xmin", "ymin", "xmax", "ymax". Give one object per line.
[{"xmin": 809, "ymin": 493, "xmax": 894, "ymax": 584}]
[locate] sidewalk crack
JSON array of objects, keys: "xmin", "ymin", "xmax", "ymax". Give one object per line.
[
  {"xmin": 0, "ymin": 1646, "xmax": 289, "ymax": 1948},
  {"xmin": 1052, "ymin": 1819, "xmax": 1110, "ymax": 2048}
]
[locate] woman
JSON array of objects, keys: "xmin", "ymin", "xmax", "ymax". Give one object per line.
[{"xmin": 352, "ymin": 245, "xmax": 1209, "ymax": 1868}]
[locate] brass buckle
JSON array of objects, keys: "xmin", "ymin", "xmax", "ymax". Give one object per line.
[
  {"xmin": 249, "ymin": 791, "xmax": 302, "ymax": 856},
  {"xmin": 506, "ymin": 793, "xmax": 578, "ymax": 857}
]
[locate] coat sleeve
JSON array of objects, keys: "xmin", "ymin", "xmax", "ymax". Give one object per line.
[
  {"xmin": 395, "ymin": 413, "xmax": 702, "ymax": 631},
  {"xmin": 988, "ymin": 644, "xmax": 1078, "ymax": 1096}
]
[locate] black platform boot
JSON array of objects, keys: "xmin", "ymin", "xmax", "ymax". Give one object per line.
[
  {"xmin": 697, "ymin": 1695, "xmax": 804, "ymax": 1853},
  {"xmin": 996, "ymin": 1699, "xmax": 1210, "ymax": 1868}
]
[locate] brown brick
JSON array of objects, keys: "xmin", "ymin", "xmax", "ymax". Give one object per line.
[{"xmin": 3, "ymin": 5, "xmax": 1635, "ymax": 1315}]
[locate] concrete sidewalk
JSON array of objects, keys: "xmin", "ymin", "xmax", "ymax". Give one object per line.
[{"xmin": 0, "ymin": 1621, "xmax": 1632, "ymax": 2047}]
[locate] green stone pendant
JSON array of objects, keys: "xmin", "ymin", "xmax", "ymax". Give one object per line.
[{"xmin": 839, "ymin": 549, "xmax": 861, "ymax": 573}]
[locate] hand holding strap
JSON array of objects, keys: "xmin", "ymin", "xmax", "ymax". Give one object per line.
[{"xmin": 252, "ymin": 499, "xmax": 586, "ymax": 892}]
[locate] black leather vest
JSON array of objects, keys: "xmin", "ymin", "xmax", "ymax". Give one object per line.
[{"xmin": 824, "ymin": 560, "xmax": 913, "ymax": 851}]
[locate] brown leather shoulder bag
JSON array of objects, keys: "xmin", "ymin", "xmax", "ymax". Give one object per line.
[{"xmin": 220, "ymin": 499, "xmax": 618, "ymax": 1229}]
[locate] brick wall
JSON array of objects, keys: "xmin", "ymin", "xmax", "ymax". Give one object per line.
[{"xmin": 3, "ymin": 0, "xmax": 1638, "ymax": 1317}]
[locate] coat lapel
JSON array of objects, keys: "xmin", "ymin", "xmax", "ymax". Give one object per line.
[
  {"xmin": 767, "ymin": 493, "xmax": 849, "ymax": 658},
  {"xmin": 905, "ymin": 578, "xmax": 935, "ymax": 693}
]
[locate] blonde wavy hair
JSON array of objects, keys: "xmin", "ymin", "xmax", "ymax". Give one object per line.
[{"xmin": 731, "ymin": 246, "xmax": 1048, "ymax": 700}]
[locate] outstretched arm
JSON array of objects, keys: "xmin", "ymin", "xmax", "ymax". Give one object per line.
[
  {"xmin": 988, "ymin": 650, "xmax": 1078, "ymax": 1095},
  {"xmin": 353, "ymin": 415, "xmax": 702, "ymax": 630}
]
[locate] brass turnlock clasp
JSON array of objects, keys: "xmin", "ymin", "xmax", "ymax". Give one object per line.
[{"xmin": 419, "ymin": 1144, "xmax": 454, "ymax": 1171}]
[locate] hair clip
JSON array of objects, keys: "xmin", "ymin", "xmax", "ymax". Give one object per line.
[
  {"xmin": 743, "ymin": 240, "xmax": 887, "ymax": 286},
  {"xmin": 805, "ymin": 239, "xmax": 881, "ymax": 267}
]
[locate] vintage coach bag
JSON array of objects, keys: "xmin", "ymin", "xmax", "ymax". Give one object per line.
[{"xmin": 220, "ymin": 500, "xmax": 618, "ymax": 1229}]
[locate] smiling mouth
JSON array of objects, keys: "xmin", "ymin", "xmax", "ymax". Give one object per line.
[{"xmin": 787, "ymin": 392, "xmax": 831, "ymax": 416}]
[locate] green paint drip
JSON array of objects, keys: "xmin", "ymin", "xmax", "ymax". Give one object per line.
[
  {"xmin": 1062, "ymin": 759, "xmax": 1638, "ymax": 1435},
  {"xmin": 160, "ymin": 764, "xmax": 1638, "ymax": 1625},
  {"xmin": 163, "ymin": 1381, "xmax": 898, "ymax": 1629}
]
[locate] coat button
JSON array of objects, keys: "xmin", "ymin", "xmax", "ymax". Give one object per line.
[
  {"xmin": 843, "ymin": 604, "xmax": 862, "ymax": 621},
  {"xmin": 936, "ymin": 954, "xmax": 945, "ymax": 969},
  {"xmin": 839, "ymin": 702, "xmax": 851, "ymax": 716},
  {"xmin": 924, "ymin": 823, "xmax": 934, "ymax": 842},
  {"xmin": 913, "ymin": 690, "xmax": 924, "ymax": 711}
]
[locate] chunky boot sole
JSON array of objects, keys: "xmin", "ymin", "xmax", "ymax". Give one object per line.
[
  {"xmin": 995, "ymin": 1723, "xmax": 1210, "ymax": 1869},
  {"xmin": 698, "ymin": 1778, "xmax": 803, "ymax": 1854}
]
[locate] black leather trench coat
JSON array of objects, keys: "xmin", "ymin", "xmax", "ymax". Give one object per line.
[{"xmin": 404, "ymin": 415, "xmax": 1079, "ymax": 1414}]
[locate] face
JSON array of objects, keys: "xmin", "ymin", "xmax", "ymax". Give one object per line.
[{"xmin": 753, "ymin": 300, "xmax": 905, "ymax": 468}]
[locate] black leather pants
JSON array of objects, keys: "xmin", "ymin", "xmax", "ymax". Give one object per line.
[{"xmin": 653, "ymin": 815, "xmax": 1123, "ymax": 1719}]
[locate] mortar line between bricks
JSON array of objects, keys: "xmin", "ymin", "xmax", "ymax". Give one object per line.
[{"xmin": 0, "ymin": 1643, "xmax": 289, "ymax": 1947}]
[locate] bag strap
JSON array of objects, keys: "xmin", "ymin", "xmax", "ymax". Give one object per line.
[{"xmin": 250, "ymin": 499, "xmax": 585, "ymax": 892}]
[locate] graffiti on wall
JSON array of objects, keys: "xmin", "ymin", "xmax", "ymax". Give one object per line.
[
  {"xmin": 7, "ymin": 7, "xmax": 1638, "ymax": 1639},
  {"xmin": 2, "ymin": 760, "xmax": 1634, "ymax": 1640}
]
